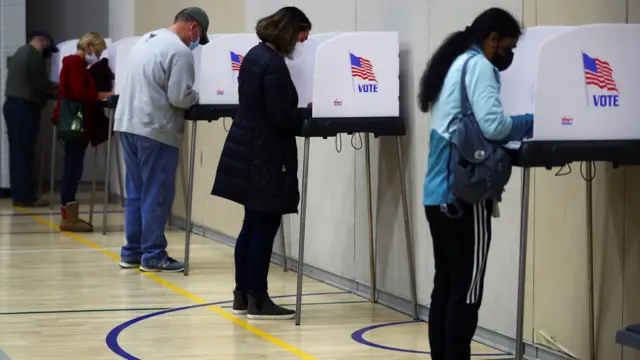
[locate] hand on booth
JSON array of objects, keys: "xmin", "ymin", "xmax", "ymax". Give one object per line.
[
  {"xmin": 507, "ymin": 113, "xmax": 534, "ymax": 141},
  {"xmin": 306, "ymin": 102, "xmax": 312, "ymax": 108},
  {"xmin": 98, "ymin": 91, "xmax": 114, "ymax": 101}
]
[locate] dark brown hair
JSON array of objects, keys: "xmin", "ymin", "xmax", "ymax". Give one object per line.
[{"xmin": 255, "ymin": 6, "xmax": 311, "ymax": 57}]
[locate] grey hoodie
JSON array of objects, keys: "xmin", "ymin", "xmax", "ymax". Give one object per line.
[{"xmin": 114, "ymin": 28, "xmax": 199, "ymax": 148}]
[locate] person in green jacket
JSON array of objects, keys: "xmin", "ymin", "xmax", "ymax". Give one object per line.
[{"xmin": 3, "ymin": 30, "xmax": 58, "ymax": 207}]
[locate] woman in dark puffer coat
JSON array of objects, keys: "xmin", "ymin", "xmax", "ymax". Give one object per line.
[{"xmin": 211, "ymin": 6, "xmax": 311, "ymax": 320}]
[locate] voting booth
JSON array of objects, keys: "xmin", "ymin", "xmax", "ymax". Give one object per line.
[
  {"xmin": 499, "ymin": 24, "xmax": 640, "ymax": 360},
  {"xmin": 283, "ymin": 31, "xmax": 417, "ymax": 325},
  {"xmin": 181, "ymin": 34, "xmax": 261, "ymax": 274}
]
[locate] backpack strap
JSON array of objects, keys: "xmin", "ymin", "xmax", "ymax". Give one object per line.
[
  {"xmin": 459, "ymin": 53, "xmax": 476, "ymax": 116},
  {"xmin": 440, "ymin": 52, "xmax": 477, "ymax": 219}
]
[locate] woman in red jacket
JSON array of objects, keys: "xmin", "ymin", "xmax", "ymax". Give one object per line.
[{"xmin": 52, "ymin": 32, "xmax": 113, "ymax": 232}]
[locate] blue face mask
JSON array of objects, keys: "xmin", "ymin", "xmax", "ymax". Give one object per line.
[{"xmin": 189, "ymin": 35, "xmax": 200, "ymax": 51}]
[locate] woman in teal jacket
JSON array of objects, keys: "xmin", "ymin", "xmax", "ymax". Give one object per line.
[{"xmin": 418, "ymin": 8, "xmax": 533, "ymax": 359}]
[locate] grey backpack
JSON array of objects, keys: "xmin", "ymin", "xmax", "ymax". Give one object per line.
[{"xmin": 442, "ymin": 54, "xmax": 512, "ymax": 218}]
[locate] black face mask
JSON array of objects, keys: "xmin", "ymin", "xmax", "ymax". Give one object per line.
[
  {"xmin": 42, "ymin": 47, "xmax": 53, "ymax": 59},
  {"xmin": 491, "ymin": 49, "xmax": 514, "ymax": 72}
]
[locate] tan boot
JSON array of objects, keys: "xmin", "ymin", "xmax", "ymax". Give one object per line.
[{"xmin": 59, "ymin": 202, "xmax": 94, "ymax": 233}]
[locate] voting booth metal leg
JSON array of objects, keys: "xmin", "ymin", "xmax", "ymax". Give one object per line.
[
  {"xmin": 295, "ymin": 137, "xmax": 311, "ymax": 326},
  {"xmin": 515, "ymin": 167, "xmax": 531, "ymax": 360},
  {"xmin": 183, "ymin": 122, "xmax": 197, "ymax": 276},
  {"xmin": 174, "ymin": 150, "xmax": 189, "ymax": 229},
  {"xmin": 585, "ymin": 162, "xmax": 595, "ymax": 360},
  {"xmin": 280, "ymin": 221, "xmax": 287, "ymax": 272},
  {"xmin": 364, "ymin": 134, "xmax": 376, "ymax": 303},
  {"xmin": 38, "ymin": 136, "xmax": 45, "ymax": 199},
  {"xmin": 102, "ymin": 110, "xmax": 115, "ymax": 235},
  {"xmin": 89, "ymin": 148, "xmax": 98, "ymax": 225},
  {"xmin": 49, "ymin": 127, "xmax": 56, "ymax": 209},
  {"xmin": 395, "ymin": 136, "xmax": 418, "ymax": 319}
]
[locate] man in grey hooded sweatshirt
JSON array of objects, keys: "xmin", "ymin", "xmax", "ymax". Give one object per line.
[{"xmin": 114, "ymin": 7, "xmax": 209, "ymax": 272}]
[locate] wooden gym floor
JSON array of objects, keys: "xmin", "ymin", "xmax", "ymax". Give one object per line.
[{"xmin": 0, "ymin": 191, "xmax": 513, "ymax": 359}]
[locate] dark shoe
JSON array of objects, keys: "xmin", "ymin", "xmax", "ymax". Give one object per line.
[
  {"xmin": 140, "ymin": 257, "xmax": 184, "ymax": 273},
  {"xmin": 247, "ymin": 293, "xmax": 295, "ymax": 320},
  {"xmin": 13, "ymin": 199, "xmax": 49, "ymax": 207},
  {"xmin": 232, "ymin": 290, "xmax": 248, "ymax": 315}
]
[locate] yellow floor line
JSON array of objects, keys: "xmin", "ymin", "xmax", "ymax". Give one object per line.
[{"xmin": 14, "ymin": 206, "xmax": 317, "ymax": 360}]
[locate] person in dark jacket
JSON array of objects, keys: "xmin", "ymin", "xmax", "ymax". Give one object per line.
[
  {"xmin": 211, "ymin": 6, "xmax": 311, "ymax": 320},
  {"xmin": 3, "ymin": 30, "xmax": 58, "ymax": 207}
]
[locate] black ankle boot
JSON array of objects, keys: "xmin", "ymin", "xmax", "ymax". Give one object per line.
[
  {"xmin": 247, "ymin": 293, "xmax": 295, "ymax": 320},
  {"xmin": 232, "ymin": 290, "xmax": 248, "ymax": 315}
]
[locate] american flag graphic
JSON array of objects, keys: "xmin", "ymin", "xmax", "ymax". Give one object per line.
[
  {"xmin": 349, "ymin": 53, "xmax": 377, "ymax": 82},
  {"xmin": 582, "ymin": 53, "xmax": 619, "ymax": 93},
  {"xmin": 230, "ymin": 51, "xmax": 244, "ymax": 71}
]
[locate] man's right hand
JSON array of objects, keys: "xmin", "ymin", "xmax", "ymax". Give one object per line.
[{"xmin": 98, "ymin": 92, "xmax": 115, "ymax": 101}]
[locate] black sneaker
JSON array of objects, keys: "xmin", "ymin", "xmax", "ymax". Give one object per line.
[
  {"xmin": 232, "ymin": 290, "xmax": 248, "ymax": 315},
  {"xmin": 247, "ymin": 293, "xmax": 295, "ymax": 320},
  {"xmin": 140, "ymin": 257, "xmax": 184, "ymax": 273}
]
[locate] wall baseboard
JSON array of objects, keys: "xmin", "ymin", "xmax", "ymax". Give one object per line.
[{"xmin": 170, "ymin": 215, "xmax": 569, "ymax": 360}]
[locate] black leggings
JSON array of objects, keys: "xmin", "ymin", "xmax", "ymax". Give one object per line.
[
  {"xmin": 61, "ymin": 138, "xmax": 88, "ymax": 205},
  {"xmin": 234, "ymin": 207, "xmax": 282, "ymax": 296},
  {"xmin": 425, "ymin": 201, "xmax": 493, "ymax": 360}
]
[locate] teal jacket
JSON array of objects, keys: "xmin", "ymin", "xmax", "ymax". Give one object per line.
[{"xmin": 423, "ymin": 46, "xmax": 533, "ymax": 206}]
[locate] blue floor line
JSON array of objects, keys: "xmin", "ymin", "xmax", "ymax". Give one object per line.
[{"xmin": 0, "ymin": 348, "xmax": 10, "ymax": 360}]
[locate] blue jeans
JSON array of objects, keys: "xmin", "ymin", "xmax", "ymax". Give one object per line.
[
  {"xmin": 2, "ymin": 98, "xmax": 41, "ymax": 204},
  {"xmin": 119, "ymin": 132, "xmax": 178, "ymax": 266}
]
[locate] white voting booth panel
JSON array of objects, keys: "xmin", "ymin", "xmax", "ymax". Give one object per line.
[
  {"xmin": 109, "ymin": 36, "xmax": 141, "ymax": 95},
  {"xmin": 199, "ymin": 34, "xmax": 259, "ymax": 104},
  {"xmin": 311, "ymin": 32, "xmax": 399, "ymax": 118},
  {"xmin": 192, "ymin": 34, "xmax": 222, "ymax": 92},
  {"xmin": 533, "ymin": 24, "xmax": 640, "ymax": 141},
  {"xmin": 285, "ymin": 33, "xmax": 339, "ymax": 107},
  {"xmin": 49, "ymin": 38, "xmax": 112, "ymax": 83},
  {"xmin": 500, "ymin": 26, "xmax": 574, "ymax": 116},
  {"xmin": 49, "ymin": 39, "xmax": 77, "ymax": 83}
]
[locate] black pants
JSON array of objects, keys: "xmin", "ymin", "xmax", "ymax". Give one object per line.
[
  {"xmin": 425, "ymin": 201, "xmax": 493, "ymax": 360},
  {"xmin": 234, "ymin": 207, "xmax": 282, "ymax": 296},
  {"xmin": 2, "ymin": 98, "xmax": 41, "ymax": 204},
  {"xmin": 61, "ymin": 138, "xmax": 88, "ymax": 205}
]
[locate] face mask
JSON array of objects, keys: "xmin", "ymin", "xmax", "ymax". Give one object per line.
[
  {"xmin": 85, "ymin": 54, "xmax": 99, "ymax": 65},
  {"xmin": 289, "ymin": 43, "xmax": 304, "ymax": 60},
  {"xmin": 189, "ymin": 37, "xmax": 199, "ymax": 51},
  {"xmin": 188, "ymin": 26, "xmax": 200, "ymax": 51},
  {"xmin": 42, "ymin": 47, "xmax": 52, "ymax": 59},
  {"xmin": 491, "ymin": 49, "xmax": 514, "ymax": 72}
]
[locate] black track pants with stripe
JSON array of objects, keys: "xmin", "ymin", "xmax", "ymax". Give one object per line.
[{"xmin": 425, "ymin": 201, "xmax": 492, "ymax": 360}]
